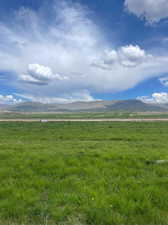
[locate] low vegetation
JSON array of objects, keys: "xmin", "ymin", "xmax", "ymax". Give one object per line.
[
  {"xmin": 1, "ymin": 112, "xmax": 168, "ymax": 119},
  {"xmin": 0, "ymin": 122, "xmax": 168, "ymax": 224}
]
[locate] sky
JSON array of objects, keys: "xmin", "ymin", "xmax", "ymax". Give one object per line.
[{"xmin": 1, "ymin": 0, "xmax": 168, "ymax": 104}]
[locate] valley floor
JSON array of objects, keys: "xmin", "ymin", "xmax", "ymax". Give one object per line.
[
  {"xmin": 2, "ymin": 118, "xmax": 168, "ymax": 122},
  {"xmin": 0, "ymin": 122, "xmax": 168, "ymax": 225},
  {"xmin": 1, "ymin": 112, "xmax": 168, "ymax": 120}
]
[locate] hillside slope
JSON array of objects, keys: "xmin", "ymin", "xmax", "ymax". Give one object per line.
[{"xmin": 5, "ymin": 99, "xmax": 167, "ymax": 112}]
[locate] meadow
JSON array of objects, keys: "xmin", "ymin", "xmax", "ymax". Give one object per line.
[
  {"xmin": 0, "ymin": 122, "xmax": 168, "ymax": 225},
  {"xmin": 1, "ymin": 112, "xmax": 168, "ymax": 119}
]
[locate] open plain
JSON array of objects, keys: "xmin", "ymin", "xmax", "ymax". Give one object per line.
[
  {"xmin": 1, "ymin": 118, "xmax": 168, "ymax": 122},
  {"xmin": 0, "ymin": 121, "xmax": 168, "ymax": 225}
]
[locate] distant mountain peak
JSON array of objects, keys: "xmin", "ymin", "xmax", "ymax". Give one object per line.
[{"xmin": 4, "ymin": 99, "xmax": 167, "ymax": 112}]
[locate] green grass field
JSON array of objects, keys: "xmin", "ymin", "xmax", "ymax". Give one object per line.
[
  {"xmin": 1, "ymin": 112, "xmax": 168, "ymax": 119},
  {"xmin": 0, "ymin": 122, "xmax": 168, "ymax": 225}
]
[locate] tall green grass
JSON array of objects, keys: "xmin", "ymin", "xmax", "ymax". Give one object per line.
[{"xmin": 0, "ymin": 122, "xmax": 168, "ymax": 225}]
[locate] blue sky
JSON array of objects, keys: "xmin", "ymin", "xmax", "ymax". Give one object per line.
[{"xmin": 1, "ymin": 0, "xmax": 168, "ymax": 104}]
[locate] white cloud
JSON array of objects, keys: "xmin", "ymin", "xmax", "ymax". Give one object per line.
[
  {"xmin": 1, "ymin": 1, "xmax": 168, "ymax": 101},
  {"xmin": 28, "ymin": 64, "xmax": 53, "ymax": 81},
  {"xmin": 159, "ymin": 77, "xmax": 168, "ymax": 87},
  {"xmin": 125, "ymin": 0, "xmax": 168, "ymax": 24},
  {"xmin": 138, "ymin": 92, "xmax": 168, "ymax": 104},
  {"xmin": 118, "ymin": 45, "xmax": 149, "ymax": 67},
  {"xmin": 91, "ymin": 50, "xmax": 118, "ymax": 70},
  {"xmin": 0, "ymin": 95, "xmax": 22, "ymax": 104},
  {"xmin": 92, "ymin": 45, "xmax": 151, "ymax": 69},
  {"xmin": 20, "ymin": 73, "xmax": 47, "ymax": 85},
  {"xmin": 20, "ymin": 64, "xmax": 68, "ymax": 85}
]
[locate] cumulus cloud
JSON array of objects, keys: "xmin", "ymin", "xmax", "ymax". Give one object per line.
[
  {"xmin": 1, "ymin": 1, "xmax": 168, "ymax": 101},
  {"xmin": 138, "ymin": 92, "xmax": 168, "ymax": 104},
  {"xmin": 91, "ymin": 50, "xmax": 117, "ymax": 70},
  {"xmin": 93, "ymin": 45, "xmax": 151, "ymax": 69},
  {"xmin": 159, "ymin": 77, "xmax": 168, "ymax": 87},
  {"xmin": 125, "ymin": 0, "xmax": 168, "ymax": 24},
  {"xmin": 0, "ymin": 95, "xmax": 22, "ymax": 104},
  {"xmin": 20, "ymin": 64, "xmax": 68, "ymax": 85},
  {"xmin": 118, "ymin": 45, "xmax": 150, "ymax": 67},
  {"xmin": 28, "ymin": 64, "xmax": 53, "ymax": 81}
]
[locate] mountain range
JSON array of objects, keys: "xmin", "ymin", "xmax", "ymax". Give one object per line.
[{"xmin": 1, "ymin": 99, "xmax": 168, "ymax": 113}]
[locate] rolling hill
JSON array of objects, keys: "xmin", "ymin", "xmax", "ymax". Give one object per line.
[{"xmin": 3, "ymin": 99, "xmax": 167, "ymax": 112}]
